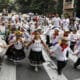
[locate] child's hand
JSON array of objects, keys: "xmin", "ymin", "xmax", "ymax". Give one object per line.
[
  {"xmin": 1, "ymin": 45, "xmax": 8, "ymax": 48},
  {"xmin": 49, "ymin": 51, "xmax": 54, "ymax": 56}
]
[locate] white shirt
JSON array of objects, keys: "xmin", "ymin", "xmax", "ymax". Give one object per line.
[
  {"xmin": 52, "ymin": 44, "xmax": 73, "ymax": 61},
  {"xmin": 10, "ymin": 37, "xmax": 25, "ymax": 50},
  {"xmin": 31, "ymin": 40, "xmax": 43, "ymax": 52},
  {"xmin": 43, "ymin": 26, "xmax": 52, "ymax": 36},
  {"xmin": 14, "ymin": 41, "xmax": 23, "ymax": 50},
  {"xmin": 51, "ymin": 35, "xmax": 60, "ymax": 45},
  {"xmin": 0, "ymin": 25, "xmax": 6, "ymax": 33},
  {"xmin": 69, "ymin": 33, "xmax": 77, "ymax": 42},
  {"xmin": 74, "ymin": 49, "xmax": 80, "ymax": 58},
  {"xmin": 52, "ymin": 17, "xmax": 61, "ymax": 28},
  {"xmin": 62, "ymin": 18, "xmax": 70, "ymax": 31}
]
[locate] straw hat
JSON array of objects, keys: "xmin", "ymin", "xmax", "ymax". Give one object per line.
[
  {"xmin": 59, "ymin": 37, "xmax": 69, "ymax": 44},
  {"xmin": 15, "ymin": 31, "xmax": 23, "ymax": 36},
  {"xmin": 61, "ymin": 37, "xmax": 69, "ymax": 41}
]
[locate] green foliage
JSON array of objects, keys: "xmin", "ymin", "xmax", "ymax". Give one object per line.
[
  {"xmin": 0, "ymin": 0, "xmax": 10, "ymax": 12},
  {"xmin": 0, "ymin": 0, "xmax": 63, "ymax": 15},
  {"xmin": 30, "ymin": 0, "xmax": 56, "ymax": 14},
  {"xmin": 16, "ymin": 0, "xmax": 57, "ymax": 14},
  {"xmin": 0, "ymin": 0, "xmax": 10, "ymax": 3},
  {"xmin": 0, "ymin": 0, "xmax": 5, "ymax": 3},
  {"xmin": 57, "ymin": 0, "xmax": 63, "ymax": 16},
  {"xmin": 16, "ymin": 0, "xmax": 32, "ymax": 13}
]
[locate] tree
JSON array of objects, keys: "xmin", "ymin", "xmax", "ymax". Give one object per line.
[
  {"xmin": 57, "ymin": 0, "xmax": 63, "ymax": 16},
  {"xmin": 30, "ymin": 0, "xmax": 57, "ymax": 14},
  {"xmin": 0, "ymin": 0, "xmax": 6, "ymax": 3},
  {"xmin": 16, "ymin": 0, "xmax": 32, "ymax": 13},
  {"xmin": 0, "ymin": 0, "xmax": 10, "ymax": 12},
  {"xmin": 0, "ymin": 0, "xmax": 10, "ymax": 3},
  {"xmin": 16, "ymin": 0, "xmax": 57, "ymax": 14}
]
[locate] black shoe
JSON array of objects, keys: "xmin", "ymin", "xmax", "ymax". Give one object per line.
[
  {"xmin": 58, "ymin": 72, "xmax": 62, "ymax": 75},
  {"xmin": 57, "ymin": 69, "xmax": 62, "ymax": 75},
  {"xmin": 74, "ymin": 66, "xmax": 78, "ymax": 70}
]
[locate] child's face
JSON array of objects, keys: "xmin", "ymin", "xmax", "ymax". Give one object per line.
[
  {"xmin": 64, "ymin": 31, "xmax": 69, "ymax": 36},
  {"xmin": 61, "ymin": 40, "xmax": 67, "ymax": 44},
  {"xmin": 35, "ymin": 31, "xmax": 40, "ymax": 38},
  {"xmin": 54, "ymin": 30, "xmax": 59, "ymax": 34}
]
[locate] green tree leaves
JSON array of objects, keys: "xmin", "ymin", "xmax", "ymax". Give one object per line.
[{"xmin": 16, "ymin": 0, "xmax": 57, "ymax": 14}]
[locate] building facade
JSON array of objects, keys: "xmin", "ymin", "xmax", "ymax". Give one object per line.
[{"xmin": 63, "ymin": 0, "xmax": 74, "ymax": 17}]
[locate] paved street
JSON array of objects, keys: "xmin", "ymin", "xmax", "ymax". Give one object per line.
[{"xmin": 0, "ymin": 49, "xmax": 80, "ymax": 80}]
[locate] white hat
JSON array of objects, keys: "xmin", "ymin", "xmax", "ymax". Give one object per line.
[
  {"xmin": 64, "ymin": 29, "xmax": 69, "ymax": 32},
  {"xmin": 54, "ymin": 28, "xmax": 60, "ymax": 31}
]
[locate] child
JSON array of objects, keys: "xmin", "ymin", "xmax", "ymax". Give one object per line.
[
  {"xmin": 69, "ymin": 18, "xmax": 77, "ymax": 31},
  {"xmin": 50, "ymin": 37, "xmax": 73, "ymax": 75},
  {"xmin": 6, "ymin": 31, "xmax": 26, "ymax": 62},
  {"xmin": 25, "ymin": 30, "xmax": 50, "ymax": 72}
]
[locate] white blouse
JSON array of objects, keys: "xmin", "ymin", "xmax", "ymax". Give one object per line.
[
  {"xmin": 10, "ymin": 37, "xmax": 25, "ymax": 50},
  {"xmin": 31, "ymin": 39, "xmax": 43, "ymax": 52}
]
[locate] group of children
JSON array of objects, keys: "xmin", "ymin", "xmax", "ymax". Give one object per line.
[{"xmin": 0, "ymin": 10, "xmax": 80, "ymax": 75}]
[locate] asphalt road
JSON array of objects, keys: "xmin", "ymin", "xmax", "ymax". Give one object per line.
[{"xmin": 0, "ymin": 49, "xmax": 80, "ymax": 80}]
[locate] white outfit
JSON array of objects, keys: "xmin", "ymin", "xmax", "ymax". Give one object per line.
[
  {"xmin": 52, "ymin": 17, "xmax": 61, "ymax": 28},
  {"xmin": 62, "ymin": 18, "xmax": 70, "ymax": 31},
  {"xmin": 68, "ymin": 33, "xmax": 77, "ymax": 42},
  {"xmin": 52, "ymin": 44, "xmax": 73, "ymax": 61},
  {"xmin": 74, "ymin": 48, "xmax": 80, "ymax": 58},
  {"xmin": 10, "ymin": 37, "xmax": 25, "ymax": 50},
  {"xmin": 31, "ymin": 40, "xmax": 43, "ymax": 52},
  {"xmin": 51, "ymin": 35, "xmax": 60, "ymax": 45}
]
